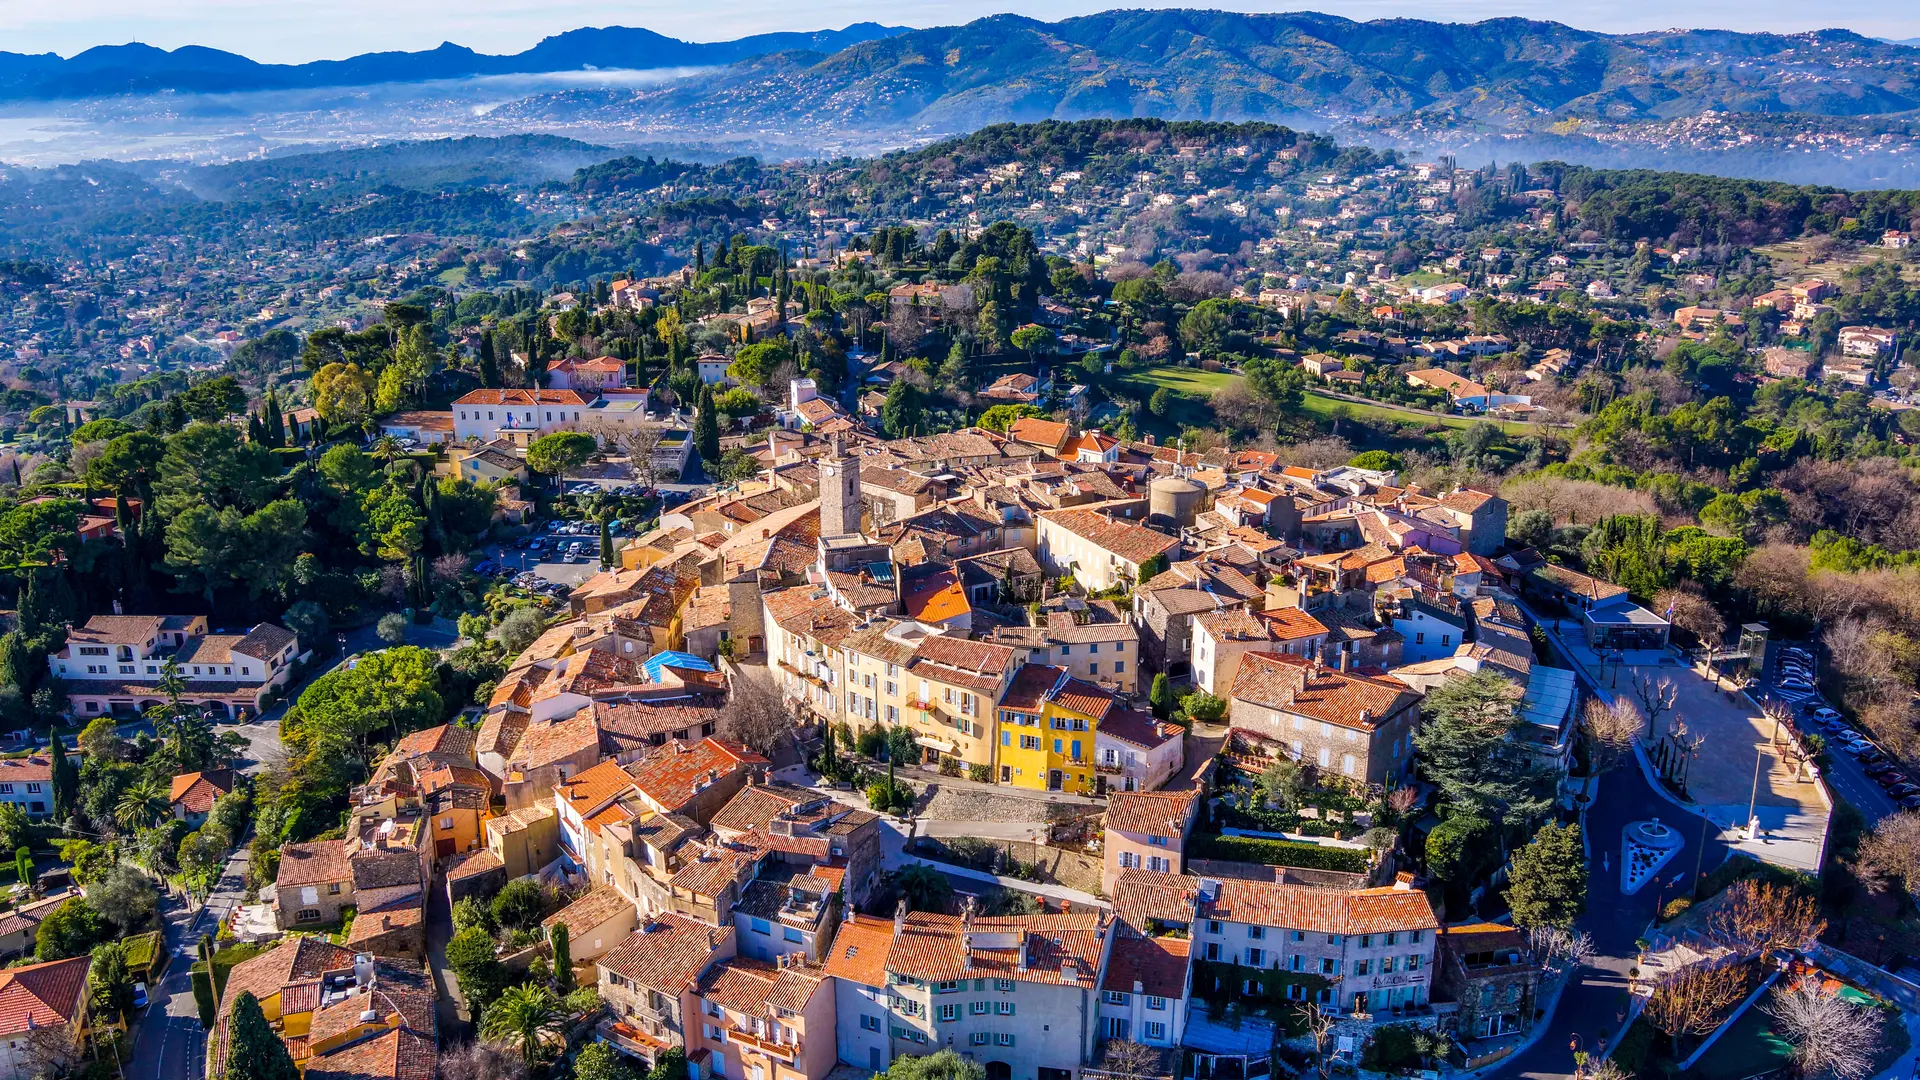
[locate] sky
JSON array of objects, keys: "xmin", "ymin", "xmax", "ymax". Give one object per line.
[{"xmin": 2, "ymin": 0, "xmax": 1917, "ymax": 63}]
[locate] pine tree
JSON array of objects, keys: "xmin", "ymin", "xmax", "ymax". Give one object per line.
[
  {"xmin": 47, "ymin": 730, "xmax": 73, "ymax": 822},
  {"xmin": 225, "ymin": 991, "xmax": 301, "ymax": 1080},
  {"xmin": 0, "ymin": 633, "xmax": 27, "ymax": 691},
  {"xmin": 693, "ymin": 385, "xmax": 720, "ymax": 466}
]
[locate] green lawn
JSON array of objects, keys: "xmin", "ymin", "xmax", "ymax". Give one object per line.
[
  {"xmin": 1118, "ymin": 366, "xmax": 1541, "ymax": 439},
  {"xmin": 1122, "ymin": 368, "xmax": 1242, "ymax": 397}
]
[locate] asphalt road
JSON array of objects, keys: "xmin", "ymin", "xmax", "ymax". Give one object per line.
[
  {"xmin": 1757, "ymin": 639, "xmax": 1899, "ymax": 824},
  {"xmin": 1490, "ymin": 758, "xmax": 1736, "ymax": 1080},
  {"xmin": 127, "ymin": 846, "xmax": 252, "ymax": 1080}
]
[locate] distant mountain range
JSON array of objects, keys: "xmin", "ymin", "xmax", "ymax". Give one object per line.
[
  {"xmin": 488, "ymin": 10, "xmax": 1920, "ymax": 136},
  {"xmin": 0, "ymin": 23, "xmax": 907, "ymax": 101}
]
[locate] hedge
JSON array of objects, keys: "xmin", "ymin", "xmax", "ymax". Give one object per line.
[
  {"xmin": 1189, "ymin": 833, "xmax": 1369, "ymax": 874},
  {"xmin": 189, "ymin": 964, "xmax": 216, "ymax": 1029}
]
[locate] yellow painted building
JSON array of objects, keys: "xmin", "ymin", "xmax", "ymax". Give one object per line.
[
  {"xmin": 994, "ymin": 664, "xmax": 1113, "ymax": 794},
  {"xmin": 901, "ymin": 634, "xmax": 1019, "ymax": 771}
]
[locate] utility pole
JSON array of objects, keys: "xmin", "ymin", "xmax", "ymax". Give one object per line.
[{"xmin": 1745, "ymin": 748, "xmax": 1767, "ymax": 840}]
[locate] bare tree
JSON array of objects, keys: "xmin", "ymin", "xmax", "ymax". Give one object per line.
[
  {"xmin": 1764, "ymin": 979, "xmax": 1885, "ymax": 1080},
  {"xmin": 583, "ymin": 421, "xmax": 670, "ymax": 490},
  {"xmin": 1704, "ymin": 879, "xmax": 1825, "ymax": 953},
  {"xmin": 1526, "ymin": 926, "xmax": 1596, "ymax": 970},
  {"xmin": 1644, "ymin": 962, "xmax": 1750, "ymax": 1055},
  {"xmin": 727, "ymin": 670, "xmax": 798, "ymax": 758},
  {"xmin": 1096, "ymin": 1039, "xmax": 1168, "ymax": 1079},
  {"xmin": 1581, "ymin": 698, "xmax": 1643, "ymax": 773},
  {"xmin": 440, "ymin": 1041, "xmax": 533, "ymax": 1080},
  {"xmin": 1858, "ymin": 810, "xmax": 1920, "ymax": 900},
  {"xmin": 1300, "ymin": 1002, "xmax": 1337, "ymax": 1080},
  {"xmin": 1634, "ymin": 674, "xmax": 1678, "ymax": 738},
  {"xmin": 1658, "ymin": 585, "xmax": 1727, "ymax": 667}
]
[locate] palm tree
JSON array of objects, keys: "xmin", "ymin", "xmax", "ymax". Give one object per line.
[
  {"xmin": 371, "ymin": 435, "xmax": 402, "ymax": 465},
  {"xmin": 481, "ymin": 984, "xmax": 562, "ymax": 1063},
  {"xmin": 115, "ymin": 779, "xmax": 170, "ymax": 832},
  {"xmin": 894, "ymin": 864, "xmax": 951, "ymax": 913}
]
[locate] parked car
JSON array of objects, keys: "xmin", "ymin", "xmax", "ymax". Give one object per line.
[
  {"xmin": 1903, "ymin": 792, "xmax": 1920, "ymax": 811},
  {"xmin": 472, "ymin": 561, "xmax": 496, "ymax": 575},
  {"xmin": 1888, "ymin": 782, "xmax": 1920, "ymax": 799},
  {"xmin": 1777, "ymin": 679, "xmax": 1815, "ymax": 693},
  {"xmin": 1808, "ymin": 706, "xmax": 1842, "ymax": 722},
  {"xmin": 1865, "ymin": 761, "xmax": 1901, "ymax": 779},
  {"xmin": 132, "ymin": 982, "xmax": 147, "ymax": 1009}
]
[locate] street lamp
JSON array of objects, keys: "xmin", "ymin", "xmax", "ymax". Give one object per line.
[{"xmin": 1570, "ymin": 1034, "xmax": 1587, "ymax": 1080}]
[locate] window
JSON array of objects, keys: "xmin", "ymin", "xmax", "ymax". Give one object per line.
[
  {"xmin": 1320, "ymin": 958, "xmax": 1339, "ymax": 975},
  {"xmin": 995, "ymin": 979, "xmax": 1015, "ymax": 993},
  {"xmin": 1441, "ymin": 635, "xmax": 1451, "ymax": 647},
  {"xmin": 1354, "ymin": 959, "xmax": 1370, "ymax": 976},
  {"xmin": 1247, "ymin": 925, "xmax": 1265, "ymax": 939},
  {"xmin": 1379, "ymin": 957, "xmax": 1396, "ymax": 974},
  {"xmin": 996, "ymin": 1034, "xmax": 1014, "ymax": 1047},
  {"xmin": 970, "ymin": 1033, "xmax": 989, "ymax": 1047},
  {"xmin": 996, "ymin": 1002, "xmax": 1014, "ymax": 1016},
  {"xmin": 1105, "ymin": 991, "xmax": 1130, "ymax": 1005},
  {"xmin": 1060, "ymin": 645, "xmax": 1071, "ymax": 655},
  {"xmin": 1114, "ymin": 661, "xmax": 1125, "ymax": 673},
  {"xmin": 1406, "ymin": 954, "xmax": 1421, "ymax": 971},
  {"xmin": 1290, "ymin": 930, "xmax": 1305, "ymax": 942},
  {"xmin": 751, "ymin": 918, "xmax": 771, "ymax": 935},
  {"xmin": 0, "ymin": 785, "xmax": 10, "ymax": 794},
  {"xmin": 1385, "ymin": 932, "xmax": 1398, "ymax": 946},
  {"xmin": 861, "ymin": 1015, "xmax": 881, "ymax": 1032},
  {"xmin": 936, "ymin": 980, "xmax": 960, "ymax": 994},
  {"xmin": 784, "ymin": 928, "xmax": 804, "ymax": 943},
  {"xmin": 1087, "ymin": 663, "xmax": 1098, "ymax": 676},
  {"xmin": 1205, "ymin": 943, "xmax": 1221, "ymax": 961},
  {"xmin": 297, "ymin": 909, "xmax": 321, "ymax": 922},
  {"xmin": 937, "ymin": 1004, "xmax": 958, "ymax": 1022},
  {"xmin": 1289, "ymin": 955, "xmax": 1303, "ymax": 972},
  {"xmin": 1207, "ymin": 920, "xmax": 1222, "ymax": 935},
  {"xmin": 1146, "ymin": 996, "xmax": 1167, "ymax": 1011},
  {"xmin": 1415, "ymin": 632, "xmax": 1424, "ymax": 644},
  {"xmin": 970, "ymin": 1002, "xmax": 989, "ymax": 1016},
  {"xmin": 1144, "ymin": 1021, "xmax": 1166, "ymax": 1040},
  {"xmin": 1117, "ymin": 851, "xmax": 1139, "ymax": 870},
  {"xmin": 327, "ymin": 883, "xmax": 341, "ymax": 895},
  {"xmin": 1246, "ymin": 948, "xmax": 1264, "ymax": 967},
  {"xmin": 1147, "ymin": 856, "xmax": 1170, "ymax": 873},
  {"xmin": 1410, "ymin": 929, "xmax": 1424, "ymax": 943},
  {"xmin": 1021, "ymin": 735, "xmax": 1041, "ymax": 751},
  {"xmin": 1104, "ymin": 1017, "xmax": 1129, "ymax": 1039}
]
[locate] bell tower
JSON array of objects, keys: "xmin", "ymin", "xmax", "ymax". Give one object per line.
[{"xmin": 818, "ymin": 434, "xmax": 861, "ymax": 539}]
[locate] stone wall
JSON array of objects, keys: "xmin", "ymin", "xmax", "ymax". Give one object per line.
[{"xmin": 912, "ymin": 837, "xmax": 1106, "ymax": 895}]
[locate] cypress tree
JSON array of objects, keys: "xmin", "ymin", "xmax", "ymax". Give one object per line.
[
  {"xmin": 265, "ymin": 389, "xmax": 286, "ymax": 448},
  {"xmin": 693, "ymin": 385, "xmax": 720, "ymax": 466},
  {"xmin": 1150, "ymin": 674, "xmax": 1172, "ymax": 721},
  {"xmin": 247, "ymin": 413, "xmax": 264, "ymax": 444},
  {"xmin": 0, "ymin": 633, "xmax": 27, "ymax": 691},
  {"xmin": 478, "ymin": 331, "xmax": 502, "ymax": 388},
  {"xmin": 599, "ymin": 517, "xmax": 614, "ymax": 568},
  {"xmin": 47, "ymin": 731, "xmax": 73, "ymax": 821},
  {"xmin": 549, "ymin": 923, "xmax": 574, "ymax": 993},
  {"xmin": 225, "ymin": 991, "xmax": 301, "ymax": 1080}
]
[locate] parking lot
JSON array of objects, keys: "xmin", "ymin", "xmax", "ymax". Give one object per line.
[{"xmin": 1760, "ymin": 640, "xmax": 1903, "ymax": 823}]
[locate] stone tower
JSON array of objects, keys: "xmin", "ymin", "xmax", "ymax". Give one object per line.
[{"xmin": 818, "ymin": 434, "xmax": 861, "ymax": 539}]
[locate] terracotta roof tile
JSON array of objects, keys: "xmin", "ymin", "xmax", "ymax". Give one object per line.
[
  {"xmin": 0, "ymin": 955, "xmax": 89, "ymax": 1035},
  {"xmin": 1228, "ymin": 652, "xmax": 1420, "ymax": 732},
  {"xmin": 823, "ymin": 913, "xmax": 897, "ymax": 987},
  {"xmin": 1105, "ymin": 790, "xmax": 1198, "ymax": 838},
  {"xmin": 1102, "ymin": 936, "xmax": 1190, "ymax": 999},
  {"xmin": 599, "ymin": 912, "xmax": 730, "ymax": 992},
  {"xmin": 1040, "ymin": 508, "xmax": 1178, "ymax": 566}
]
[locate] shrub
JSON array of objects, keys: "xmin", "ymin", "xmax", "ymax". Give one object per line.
[
  {"xmin": 189, "ymin": 963, "xmax": 216, "ymax": 1028},
  {"xmin": 1662, "ymin": 897, "xmax": 1693, "ymax": 922},
  {"xmin": 938, "ymin": 756, "xmax": 961, "ymax": 778},
  {"xmin": 967, "ymin": 763, "xmax": 992, "ymax": 783},
  {"xmin": 1188, "ymin": 833, "xmax": 1369, "ymax": 873}
]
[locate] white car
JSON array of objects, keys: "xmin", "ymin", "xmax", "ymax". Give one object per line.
[
  {"xmin": 1809, "ymin": 707, "xmax": 1842, "ymax": 723},
  {"xmin": 1778, "ymin": 677, "xmax": 1815, "ymax": 692}
]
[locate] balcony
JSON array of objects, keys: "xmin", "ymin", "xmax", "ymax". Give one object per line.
[
  {"xmin": 599, "ymin": 1019, "xmax": 671, "ymax": 1060},
  {"xmin": 727, "ymin": 1027, "xmax": 800, "ymax": 1062}
]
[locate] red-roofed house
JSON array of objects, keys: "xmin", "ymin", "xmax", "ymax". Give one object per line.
[
  {"xmin": 169, "ymin": 769, "xmax": 237, "ymax": 827},
  {"xmin": 1098, "ymin": 935, "xmax": 1192, "ymax": 1048},
  {"xmin": 1102, "ymin": 790, "xmax": 1200, "ymax": 893},
  {"xmin": 0, "ymin": 955, "xmax": 93, "ymax": 1079}
]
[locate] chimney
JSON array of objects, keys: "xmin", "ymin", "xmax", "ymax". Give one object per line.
[
  {"xmin": 1017, "ymin": 936, "xmax": 1030, "ymax": 970},
  {"xmin": 1060, "ymin": 899, "xmax": 1071, "ymax": 914},
  {"xmin": 894, "ymin": 898, "xmax": 908, "ymax": 938},
  {"xmin": 1394, "ymin": 871, "xmax": 1415, "ymax": 891},
  {"xmin": 1337, "ymin": 649, "xmax": 1350, "ymax": 672},
  {"xmin": 1359, "ymin": 709, "xmax": 1372, "ymax": 727}
]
